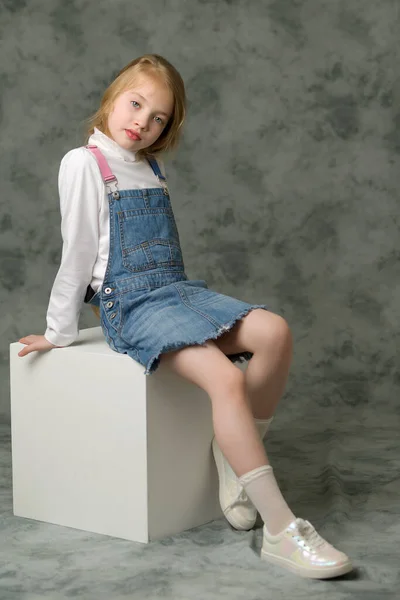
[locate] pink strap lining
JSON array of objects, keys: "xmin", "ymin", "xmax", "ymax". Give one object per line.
[{"xmin": 85, "ymin": 144, "xmax": 116, "ymax": 183}]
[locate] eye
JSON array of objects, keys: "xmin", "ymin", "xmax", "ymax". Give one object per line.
[{"xmin": 130, "ymin": 100, "xmax": 164, "ymax": 125}]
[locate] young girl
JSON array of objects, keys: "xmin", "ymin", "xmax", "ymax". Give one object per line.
[{"xmin": 18, "ymin": 54, "xmax": 353, "ymax": 579}]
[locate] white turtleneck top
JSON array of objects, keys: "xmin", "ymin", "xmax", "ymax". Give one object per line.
[{"xmin": 44, "ymin": 127, "xmax": 167, "ymax": 347}]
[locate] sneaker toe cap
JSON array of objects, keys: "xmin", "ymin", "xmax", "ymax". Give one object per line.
[
  {"xmin": 311, "ymin": 548, "xmax": 351, "ymax": 567},
  {"xmin": 224, "ymin": 505, "xmax": 257, "ymax": 530}
]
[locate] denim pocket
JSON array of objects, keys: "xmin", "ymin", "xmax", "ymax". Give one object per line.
[{"xmin": 118, "ymin": 207, "xmax": 184, "ymax": 273}]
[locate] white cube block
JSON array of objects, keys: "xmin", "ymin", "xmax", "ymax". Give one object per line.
[{"xmin": 9, "ymin": 326, "xmax": 227, "ymax": 543}]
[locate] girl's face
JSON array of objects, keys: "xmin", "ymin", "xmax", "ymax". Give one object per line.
[{"xmin": 107, "ymin": 75, "xmax": 174, "ymax": 153}]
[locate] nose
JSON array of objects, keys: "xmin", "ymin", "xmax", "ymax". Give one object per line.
[{"xmin": 135, "ymin": 113, "xmax": 150, "ymax": 132}]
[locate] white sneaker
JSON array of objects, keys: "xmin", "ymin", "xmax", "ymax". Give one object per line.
[
  {"xmin": 212, "ymin": 437, "xmax": 257, "ymax": 530},
  {"xmin": 261, "ymin": 517, "xmax": 353, "ymax": 579}
]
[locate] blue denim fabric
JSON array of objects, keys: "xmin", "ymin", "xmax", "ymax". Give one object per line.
[{"xmin": 86, "ymin": 154, "xmax": 269, "ymax": 375}]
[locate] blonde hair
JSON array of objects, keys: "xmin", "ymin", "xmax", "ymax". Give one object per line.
[{"xmin": 83, "ymin": 54, "xmax": 187, "ymax": 161}]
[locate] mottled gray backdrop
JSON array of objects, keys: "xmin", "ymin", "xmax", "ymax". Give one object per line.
[{"xmin": 1, "ymin": 1, "xmax": 399, "ymax": 598}]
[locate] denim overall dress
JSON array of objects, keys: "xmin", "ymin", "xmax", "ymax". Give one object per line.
[{"xmin": 83, "ymin": 144, "xmax": 269, "ymax": 375}]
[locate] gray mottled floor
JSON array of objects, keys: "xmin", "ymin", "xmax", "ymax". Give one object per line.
[{"xmin": 1, "ymin": 416, "xmax": 398, "ymax": 600}]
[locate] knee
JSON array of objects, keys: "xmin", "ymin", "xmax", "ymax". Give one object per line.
[
  {"xmin": 252, "ymin": 311, "xmax": 293, "ymax": 353},
  {"xmin": 273, "ymin": 315, "xmax": 293, "ymax": 345},
  {"xmin": 269, "ymin": 315, "xmax": 293, "ymax": 355},
  {"xmin": 214, "ymin": 366, "xmax": 246, "ymax": 399}
]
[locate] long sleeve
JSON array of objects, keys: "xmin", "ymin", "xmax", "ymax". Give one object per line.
[{"xmin": 44, "ymin": 148, "xmax": 103, "ymax": 347}]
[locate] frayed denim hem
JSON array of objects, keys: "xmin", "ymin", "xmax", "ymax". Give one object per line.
[{"xmin": 143, "ymin": 303, "xmax": 269, "ymax": 376}]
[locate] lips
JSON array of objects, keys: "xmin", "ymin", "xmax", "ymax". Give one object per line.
[{"xmin": 126, "ymin": 129, "xmax": 141, "ymax": 141}]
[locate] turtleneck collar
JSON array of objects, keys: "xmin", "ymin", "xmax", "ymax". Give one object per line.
[{"xmin": 88, "ymin": 127, "xmax": 138, "ymax": 163}]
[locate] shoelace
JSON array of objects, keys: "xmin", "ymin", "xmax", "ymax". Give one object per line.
[
  {"xmin": 294, "ymin": 519, "xmax": 326, "ymax": 550},
  {"xmin": 228, "ymin": 479, "xmax": 251, "ymax": 506}
]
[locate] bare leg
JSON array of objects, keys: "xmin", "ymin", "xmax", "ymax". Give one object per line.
[
  {"xmin": 205, "ymin": 314, "xmax": 353, "ymax": 575},
  {"xmin": 213, "ymin": 310, "xmax": 293, "ymax": 419},
  {"xmin": 245, "ymin": 321, "xmax": 293, "ymax": 419},
  {"xmin": 160, "ymin": 339, "xmax": 296, "ymax": 534},
  {"xmin": 160, "ymin": 339, "xmax": 268, "ymax": 476}
]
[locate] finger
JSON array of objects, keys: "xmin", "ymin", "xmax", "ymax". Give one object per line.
[{"xmin": 18, "ymin": 344, "xmax": 37, "ymax": 357}]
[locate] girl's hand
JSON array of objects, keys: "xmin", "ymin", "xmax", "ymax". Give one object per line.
[{"xmin": 18, "ymin": 335, "xmax": 61, "ymax": 357}]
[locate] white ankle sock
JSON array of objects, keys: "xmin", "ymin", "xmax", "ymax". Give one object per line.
[
  {"xmin": 239, "ymin": 464, "xmax": 296, "ymax": 535},
  {"xmin": 214, "ymin": 416, "xmax": 274, "ymax": 482}
]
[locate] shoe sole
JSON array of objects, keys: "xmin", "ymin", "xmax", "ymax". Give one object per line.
[
  {"xmin": 261, "ymin": 548, "xmax": 353, "ymax": 579},
  {"xmin": 211, "ymin": 438, "xmax": 257, "ymax": 531}
]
